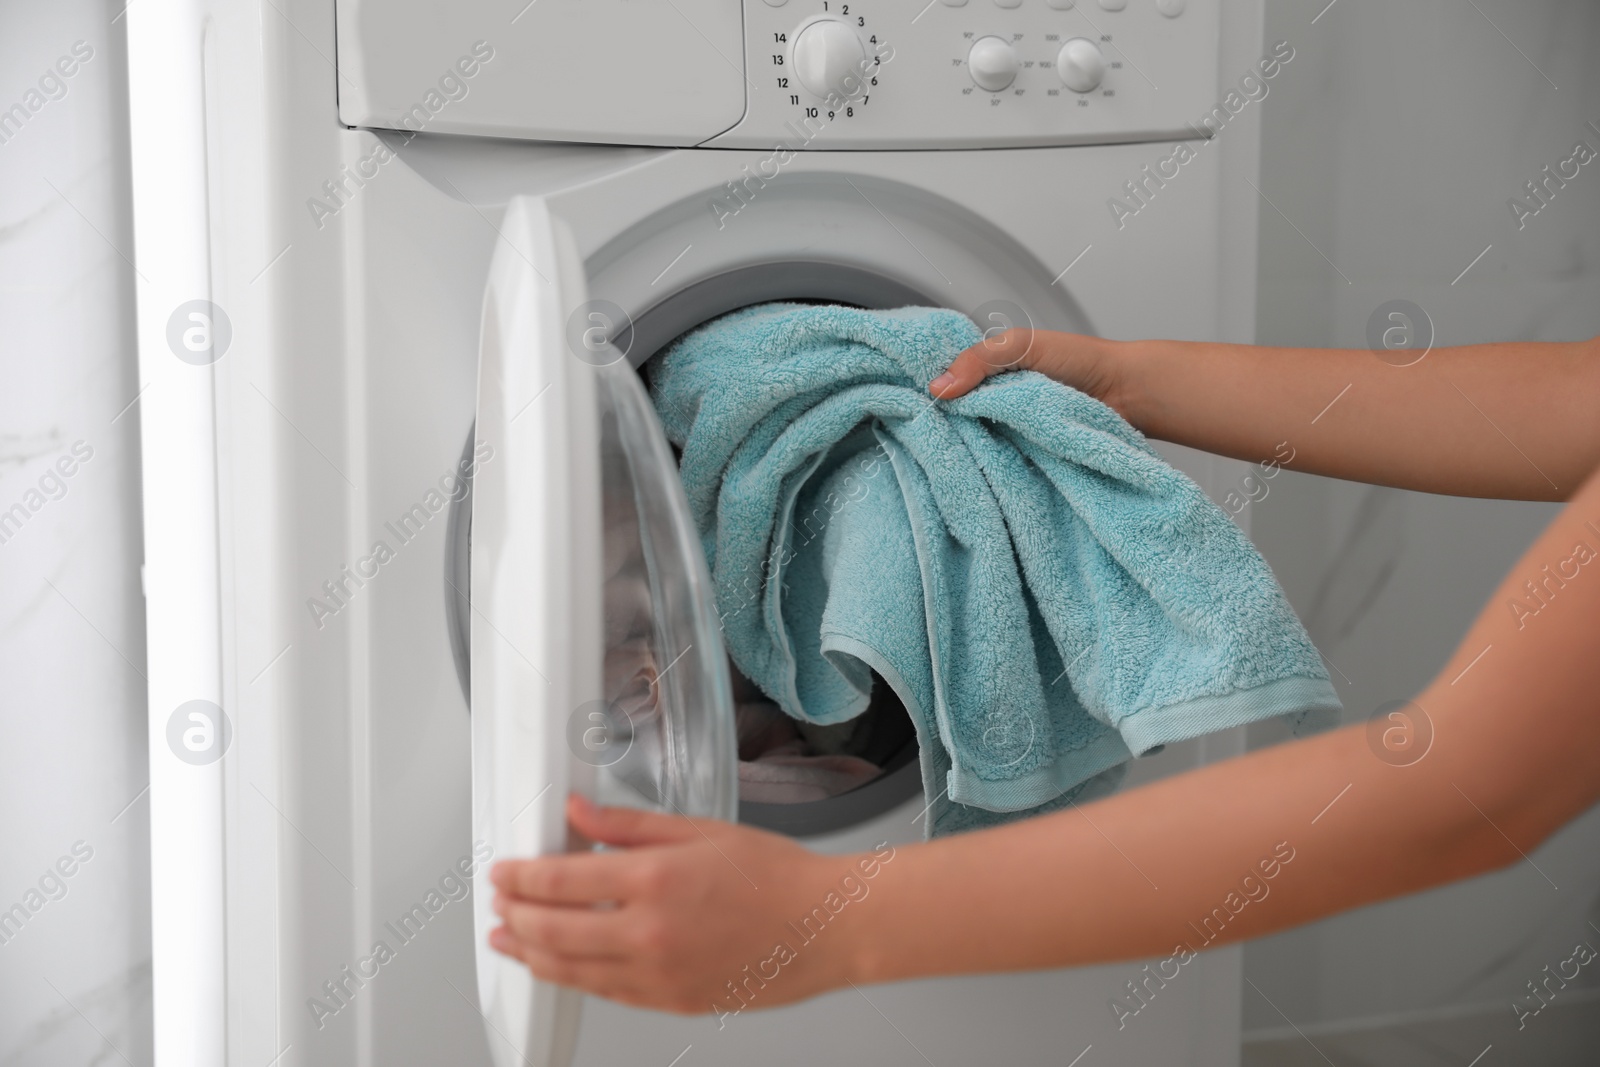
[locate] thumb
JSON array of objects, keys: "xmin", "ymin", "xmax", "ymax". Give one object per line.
[
  {"xmin": 567, "ymin": 793, "xmax": 706, "ymax": 848},
  {"xmin": 929, "ymin": 326, "xmax": 1039, "ymax": 399}
]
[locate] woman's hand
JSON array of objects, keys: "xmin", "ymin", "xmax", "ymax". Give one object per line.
[
  {"xmin": 929, "ymin": 328, "xmax": 1132, "ymax": 416},
  {"xmin": 934, "ymin": 326, "xmax": 1600, "ymax": 501},
  {"xmin": 488, "ymin": 795, "xmax": 892, "ymax": 1016}
]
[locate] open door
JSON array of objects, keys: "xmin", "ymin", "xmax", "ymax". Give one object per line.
[{"xmin": 470, "ymin": 197, "xmax": 738, "ymax": 1067}]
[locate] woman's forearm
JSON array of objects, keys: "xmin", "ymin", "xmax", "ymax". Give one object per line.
[
  {"xmin": 853, "ymin": 463, "xmax": 1600, "ymax": 983},
  {"xmin": 1109, "ymin": 335, "xmax": 1600, "ymax": 502},
  {"xmin": 854, "ymin": 718, "xmax": 1476, "ymax": 982}
]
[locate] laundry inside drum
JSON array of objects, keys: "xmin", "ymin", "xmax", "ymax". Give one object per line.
[{"xmin": 729, "ymin": 661, "xmax": 917, "ymax": 806}]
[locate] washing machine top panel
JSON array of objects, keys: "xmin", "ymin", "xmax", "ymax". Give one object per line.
[{"xmin": 336, "ymin": 0, "xmax": 1222, "ymax": 149}]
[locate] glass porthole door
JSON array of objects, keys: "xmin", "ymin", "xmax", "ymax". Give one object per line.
[{"xmin": 469, "ymin": 196, "xmax": 736, "ymax": 1067}]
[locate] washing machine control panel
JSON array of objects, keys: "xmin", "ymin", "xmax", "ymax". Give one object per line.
[
  {"xmin": 709, "ymin": 0, "xmax": 1221, "ymax": 149},
  {"xmin": 335, "ymin": 0, "xmax": 1223, "ymax": 149}
]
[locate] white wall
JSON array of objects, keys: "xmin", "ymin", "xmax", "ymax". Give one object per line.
[
  {"xmin": 0, "ymin": 1, "xmax": 152, "ymax": 1063},
  {"xmin": 1245, "ymin": 0, "xmax": 1600, "ymax": 1036}
]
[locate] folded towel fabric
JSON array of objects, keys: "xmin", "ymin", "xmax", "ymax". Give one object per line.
[{"xmin": 649, "ymin": 303, "xmax": 1340, "ymax": 836}]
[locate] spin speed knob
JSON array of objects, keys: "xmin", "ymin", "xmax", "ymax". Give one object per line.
[
  {"xmin": 967, "ymin": 36, "xmax": 1019, "ymax": 92},
  {"xmin": 1056, "ymin": 37, "xmax": 1106, "ymax": 93},
  {"xmin": 793, "ymin": 19, "xmax": 866, "ymax": 98}
]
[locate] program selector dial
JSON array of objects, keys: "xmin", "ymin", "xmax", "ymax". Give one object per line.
[
  {"xmin": 792, "ymin": 19, "xmax": 866, "ymax": 98},
  {"xmin": 967, "ymin": 36, "xmax": 1019, "ymax": 92},
  {"xmin": 1056, "ymin": 37, "xmax": 1106, "ymax": 92}
]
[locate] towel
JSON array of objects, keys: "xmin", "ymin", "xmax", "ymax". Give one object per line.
[{"xmin": 649, "ymin": 303, "xmax": 1340, "ymax": 836}]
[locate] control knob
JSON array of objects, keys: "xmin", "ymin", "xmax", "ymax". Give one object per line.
[
  {"xmin": 1056, "ymin": 37, "xmax": 1106, "ymax": 93},
  {"xmin": 967, "ymin": 36, "xmax": 1019, "ymax": 93},
  {"xmin": 793, "ymin": 19, "xmax": 866, "ymax": 99}
]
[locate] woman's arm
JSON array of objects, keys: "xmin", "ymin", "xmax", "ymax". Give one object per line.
[
  {"xmin": 489, "ymin": 464, "xmax": 1600, "ymax": 1011},
  {"xmin": 930, "ymin": 332, "xmax": 1600, "ymax": 501},
  {"xmin": 857, "ymin": 459, "xmax": 1600, "ymax": 981}
]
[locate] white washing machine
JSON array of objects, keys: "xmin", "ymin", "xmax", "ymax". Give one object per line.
[{"xmin": 128, "ymin": 1, "xmax": 1272, "ymax": 1064}]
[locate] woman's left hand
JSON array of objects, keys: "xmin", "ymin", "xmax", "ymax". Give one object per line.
[{"xmin": 488, "ymin": 794, "xmax": 895, "ymax": 1016}]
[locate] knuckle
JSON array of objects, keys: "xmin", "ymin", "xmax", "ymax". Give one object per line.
[
  {"xmin": 610, "ymin": 806, "xmax": 647, "ymax": 834},
  {"xmin": 502, "ymin": 860, "xmax": 533, "ymax": 895},
  {"xmin": 633, "ymin": 857, "xmax": 673, "ymax": 896},
  {"xmin": 514, "ymin": 907, "xmax": 556, "ymax": 947},
  {"xmin": 537, "ymin": 863, "xmax": 566, "ymax": 900},
  {"xmin": 503, "ymin": 903, "xmax": 536, "ymax": 939},
  {"xmin": 520, "ymin": 862, "xmax": 552, "ymax": 898},
  {"xmin": 633, "ymin": 915, "xmax": 673, "ymax": 956}
]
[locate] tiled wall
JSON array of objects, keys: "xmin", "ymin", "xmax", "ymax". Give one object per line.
[{"xmin": 1245, "ymin": 0, "xmax": 1600, "ymax": 1047}]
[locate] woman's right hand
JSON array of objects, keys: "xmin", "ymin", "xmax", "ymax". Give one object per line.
[
  {"xmin": 929, "ymin": 327, "xmax": 1136, "ymax": 422},
  {"xmin": 931, "ymin": 326, "xmax": 1599, "ymax": 501}
]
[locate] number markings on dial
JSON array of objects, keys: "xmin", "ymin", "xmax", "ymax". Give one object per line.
[{"xmin": 781, "ymin": 6, "xmax": 877, "ymax": 123}]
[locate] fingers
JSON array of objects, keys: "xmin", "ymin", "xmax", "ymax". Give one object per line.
[
  {"xmin": 491, "ymin": 850, "xmax": 638, "ymax": 905},
  {"xmin": 488, "ymin": 928, "xmax": 629, "ymax": 998},
  {"xmin": 566, "ymin": 793, "xmax": 709, "ymax": 848},
  {"xmin": 491, "ymin": 796, "xmax": 718, "ymax": 904},
  {"xmin": 930, "ymin": 327, "xmax": 1039, "ymax": 399},
  {"xmin": 492, "ymin": 898, "xmax": 633, "ymax": 959}
]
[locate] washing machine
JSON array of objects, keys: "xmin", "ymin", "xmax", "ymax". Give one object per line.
[{"xmin": 129, "ymin": 1, "xmax": 1272, "ymax": 1064}]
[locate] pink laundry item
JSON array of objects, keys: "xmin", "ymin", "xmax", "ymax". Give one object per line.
[{"xmin": 735, "ymin": 701, "xmax": 882, "ymax": 804}]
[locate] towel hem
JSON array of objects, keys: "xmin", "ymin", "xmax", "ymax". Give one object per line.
[
  {"xmin": 946, "ymin": 730, "xmax": 1133, "ymax": 813},
  {"xmin": 819, "ymin": 631, "xmax": 950, "ymax": 832},
  {"xmin": 1116, "ymin": 675, "xmax": 1342, "ymax": 755},
  {"xmin": 822, "ymin": 631, "xmax": 1140, "ymax": 816}
]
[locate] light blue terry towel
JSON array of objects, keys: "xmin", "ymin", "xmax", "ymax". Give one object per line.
[{"xmin": 650, "ymin": 303, "xmax": 1340, "ymax": 836}]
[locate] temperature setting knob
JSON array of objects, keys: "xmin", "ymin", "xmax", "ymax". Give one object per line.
[
  {"xmin": 1056, "ymin": 37, "xmax": 1106, "ymax": 93},
  {"xmin": 793, "ymin": 19, "xmax": 866, "ymax": 99},
  {"xmin": 967, "ymin": 36, "xmax": 1019, "ymax": 92}
]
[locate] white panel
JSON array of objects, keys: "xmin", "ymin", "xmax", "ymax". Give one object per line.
[
  {"xmin": 335, "ymin": 0, "xmax": 746, "ymax": 146},
  {"xmin": 711, "ymin": 0, "xmax": 1221, "ymax": 148}
]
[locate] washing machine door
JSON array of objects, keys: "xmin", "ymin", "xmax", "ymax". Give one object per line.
[{"xmin": 470, "ymin": 197, "xmax": 738, "ymax": 1067}]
